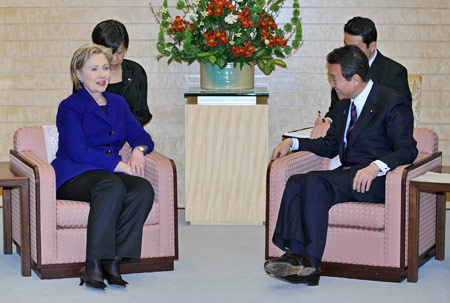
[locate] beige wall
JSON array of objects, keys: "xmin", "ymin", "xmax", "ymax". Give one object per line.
[{"xmin": 1, "ymin": 0, "xmax": 449, "ymax": 207}]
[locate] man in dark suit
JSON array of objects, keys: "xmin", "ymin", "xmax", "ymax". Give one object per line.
[
  {"xmin": 265, "ymin": 45, "xmax": 418, "ymax": 286},
  {"xmin": 316, "ymin": 16, "xmax": 411, "ymax": 125}
]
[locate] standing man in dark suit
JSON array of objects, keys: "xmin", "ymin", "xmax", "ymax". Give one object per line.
[
  {"xmin": 316, "ymin": 16, "xmax": 411, "ymax": 125},
  {"xmin": 265, "ymin": 45, "xmax": 418, "ymax": 286}
]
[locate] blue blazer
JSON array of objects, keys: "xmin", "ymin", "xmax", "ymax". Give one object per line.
[{"xmin": 51, "ymin": 87, "xmax": 154, "ymax": 189}]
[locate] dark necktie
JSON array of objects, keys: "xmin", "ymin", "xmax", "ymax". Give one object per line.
[{"xmin": 344, "ymin": 102, "xmax": 358, "ymax": 163}]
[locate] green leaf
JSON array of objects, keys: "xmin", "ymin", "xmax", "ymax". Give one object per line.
[
  {"xmin": 284, "ymin": 45, "xmax": 292, "ymax": 54},
  {"xmin": 157, "ymin": 42, "xmax": 170, "ymax": 55},
  {"xmin": 274, "ymin": 49, "xmax": 285, "ymax": 58},
  {"xmin": 217, "ymin": 57, "xmax": 228, "ymax": 69},
  {"xmin": 293, "ymin": 9, "xmax": 300, "ymax": 17},
  {"xmin": 273, "ymin": 59, "xmax": 286, "ymax": 68},
  {"xmin": 208, "ymin": 55, "xmax": 217, "ymax": 66},
  {"xmin": 176, "ymin": 1, "xmax": 185, "ymax": 9},
  {"xmin": 263, "ymin": 62, "xmax": 273, "ymax": 75},
  {"xmin": 292, "ymin": 40, "xmax": 300, "ymax": 49},
  {"xmin": 256, "ymin": 59, "xmax": 265, "ymax": 71},
  {"xmin": 284, "ymin": 23, "xmax": 293, "ymax": 32},
  {"xmin": 270, "ymin": 4, "xmax": 280, "ymax": 12},
  {"xmin": 255, "ymin": 48, "xmax": 267, "ymax": 58}
]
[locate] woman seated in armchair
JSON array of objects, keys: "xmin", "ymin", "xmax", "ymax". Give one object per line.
[{"xmin": 52, "ymin": 44, "xmax": 154, "ymax": 290}]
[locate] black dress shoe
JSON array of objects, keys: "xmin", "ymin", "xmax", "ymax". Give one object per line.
[
  {"xmin": 79, "ymin": 267, "xmax": 107, "ymax": 290},
  {"xmin": 264, "ymin": 252, "xmax": 320, "ymax": 286},
  {"xmin": 273, "ymin": 269, "xmax": 321, "ymax": 286},
  {"xmin": 102, "ymin": 256, "xmax": 128, "ymax": 287}
]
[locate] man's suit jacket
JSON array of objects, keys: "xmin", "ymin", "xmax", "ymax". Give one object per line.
[
  {"xmin": 325, "ymin": 51, "xmax": 412, "ymax": 121},
  {"xmin": 51, "ymin": 87, "xmax": 154, "ymax": 189},
  {"xmin": 298, "ymin": 82, "xmax": 418, "ymax": 183}
]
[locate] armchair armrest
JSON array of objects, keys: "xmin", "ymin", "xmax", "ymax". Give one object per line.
[
  {"xmin": 9, "ymin": 150, "xmax": 58, "ymax": 265},
  {"xmin": 144, "ymin": 151, "xmax": 178, "ymax": 259},
  {"xmin": 383, "ymin": 151, "xmax": 442, "ymax": 267},
  {"xmin": 266, "ymin": 151, "xmax": 329, "ymax": 258}
]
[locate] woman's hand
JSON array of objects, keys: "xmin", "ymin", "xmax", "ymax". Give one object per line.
[
  {"xmin": 129, "ymin": 147, "xmax": 146, "ymax": 177},
  {"xmin": 114, "ymin": 161, "xmax": 132, "ymax": 175}
]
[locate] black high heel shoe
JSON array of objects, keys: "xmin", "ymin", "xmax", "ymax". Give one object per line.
[
  {"xmin": 79, "ymin": 266, "xmax": 107, "ymax": 290},
  {"xmin": 102, "ymin": 256, "xmax": 128, "ymax": 287}
]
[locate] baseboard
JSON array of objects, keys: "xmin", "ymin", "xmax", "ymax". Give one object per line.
[{"xmin": 33, "ymin": 257, "xmax": 176, "ymax": 279}]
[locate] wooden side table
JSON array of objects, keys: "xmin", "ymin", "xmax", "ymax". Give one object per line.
[
  {"xmin": 0, "ymin": 162, "xmax": 31, "ymax": 276},
  {"xmin": 408, "ymin": 172, "xmax": 448, "ymax": 282}
]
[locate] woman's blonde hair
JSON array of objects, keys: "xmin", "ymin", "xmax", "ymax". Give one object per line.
[{"xmin": 70, "ymin": 44, "xmax": 113, "ymax": 91}]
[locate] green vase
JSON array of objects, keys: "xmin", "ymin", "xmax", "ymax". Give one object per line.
[{"xmin": 200, "ymin": 62, "xmax": 254, "ymax": 90}]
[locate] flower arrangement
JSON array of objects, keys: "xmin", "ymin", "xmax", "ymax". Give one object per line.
[{"xmin": 150, "ymin": 0, "xmax": 303, "ymax": 75}]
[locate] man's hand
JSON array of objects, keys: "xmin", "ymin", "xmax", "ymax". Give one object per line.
[
  {"xmin": 271, "ymin": 138, "xmax": 293, "ymax": 160},
  {"xmin": 129, "ymin": 148, "xmax": 146, "ymax": 177},
  {"xmin": 314, "ymin": 116, "xmax": 331, "ymax": 127},
  {"xmin": 353, "ymin": 163, "xmax": 380, "ymax": 193}
]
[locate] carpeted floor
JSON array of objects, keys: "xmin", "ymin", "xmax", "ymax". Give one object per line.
[{"xmin": 0, "ymin": 209, "xmax": 449, "ymax": 303}]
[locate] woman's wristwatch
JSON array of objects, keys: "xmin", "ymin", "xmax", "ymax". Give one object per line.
[{"xmin": 135, "ymin": 145, "xmax": 148, "ymax": 153}]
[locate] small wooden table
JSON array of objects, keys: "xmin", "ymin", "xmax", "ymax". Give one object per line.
[
  {"xmin": 408, "ymin": 172, "xmax": 448, "ymax": 282},
  {"xmin": 0, "ymin": 162, "xmax": 31, "ymax": 276}
]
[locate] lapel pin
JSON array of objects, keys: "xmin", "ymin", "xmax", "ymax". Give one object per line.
[{"xmin": 370, "ymin": 109, "xmax": 374, "ymax": 113}]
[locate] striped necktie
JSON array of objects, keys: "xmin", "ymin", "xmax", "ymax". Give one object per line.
[{"xmin": 344, "ymin": 102, "xmax": 358, "ymax": 163}]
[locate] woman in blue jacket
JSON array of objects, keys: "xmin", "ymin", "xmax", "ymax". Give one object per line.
[{"xmin": 52, "ymin": 44, "xmax": 154, "ymax": 290}]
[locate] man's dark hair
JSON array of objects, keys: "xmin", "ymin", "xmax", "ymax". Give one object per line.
[
  {"xmin": 344, "ymin": 16, "xmax": 377, "ymax": 48},
  {"xmin": 326, "ymin": 45, "xmax": 370, "ymax": 82},
  {"xmin": 91, "ymin": 19, "xmax": 129, "ymax": 53}
]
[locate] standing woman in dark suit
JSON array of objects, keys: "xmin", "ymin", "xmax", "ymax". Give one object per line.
[
  {"xmin": 92, "ymin": 19, "xmax": 152, "ymax": 126},
  {"xmin": 52, "ymin": 44, "xmax": 154, "ymax": 290}
]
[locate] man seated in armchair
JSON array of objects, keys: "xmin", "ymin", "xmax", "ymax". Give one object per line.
[{"xmin": 264, "ymin": 45, "xmax": 418, "ymax": 286}]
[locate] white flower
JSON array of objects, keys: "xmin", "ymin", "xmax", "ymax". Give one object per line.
[
  {"xmin": 229, "ymin": 41, "xmax": 235, "ymax": 45},
  {"xmin": 235, "ymin": 32, "xmax": 242, "ymax": 38},
  {"xmin": 193, "ymin": 0, "xmax": 200, "ymax": 6},
  {"xmin": 199, "ymin": 21, "xmax": 204, "ymax": 27},
  {"xmin": 234, "ymin": 0, "xmax": 244, "ymax": 2},
  {"xmin": 185, "ymin": 9, "xmax": 198, "ymax": 22},
  {"xmin": 224, "ymin": 13, "xmax": 238, "ymax": 24},
  {"xmin": 167, "ymin": 17, "xmax": 173, "ymax": 23},
  {"xmin": 264, "ymin": 39, "xmax": 270, "ymax": 45},
  {"xmin": 165, "ymin": 46, "xmax": 173, "ymax": 52},
  {"xmin": 200, "ymin": 10, "xmax": 208, "ymax": 17},
  {"xmin": 160, "ymin": 7, "xmax": 168, "ymax": 14}
]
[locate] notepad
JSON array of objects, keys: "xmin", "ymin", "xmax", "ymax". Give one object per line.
[{"xmin": 282, "ymin": 127, "xmax": 313, "ymax": 139}]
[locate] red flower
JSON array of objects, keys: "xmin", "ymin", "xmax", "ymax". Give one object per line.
[
  {"xmin": 218, "ymin": 32, "xmax": 228, "ymax": 44},
  {"xmin": 275, "ymin": 35, "xmax": 287, "ymax": 47},
  {"xmin": 170, "ymin": 16, "xmax": 186, "ymax": 32}
]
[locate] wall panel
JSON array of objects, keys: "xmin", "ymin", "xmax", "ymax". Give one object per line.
[{"xmin": 1, "ymin": 1, "xmax": 449, "ymax": 207}]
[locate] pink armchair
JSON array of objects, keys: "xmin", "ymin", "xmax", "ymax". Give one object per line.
[
  {"xmin": 9, "ymin": 126, "xmax": 178, "ymax": 279},
  {"xmin": 265, "ymin": 127, "xmax": 442, "ymax": 282}
]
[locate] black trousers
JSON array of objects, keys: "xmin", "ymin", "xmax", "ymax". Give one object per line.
[
  {"xmin": 272, "ymin": 167, "xmax": 385, "ymax": 261},
  {"xmin": 57, "ymin": 170, "xmax": 154, "ymax": 262}
]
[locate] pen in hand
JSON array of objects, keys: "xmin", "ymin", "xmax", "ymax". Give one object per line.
[{"xmin": 318, "ymin": 110, "xmax": 325, "ymax": 122}]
